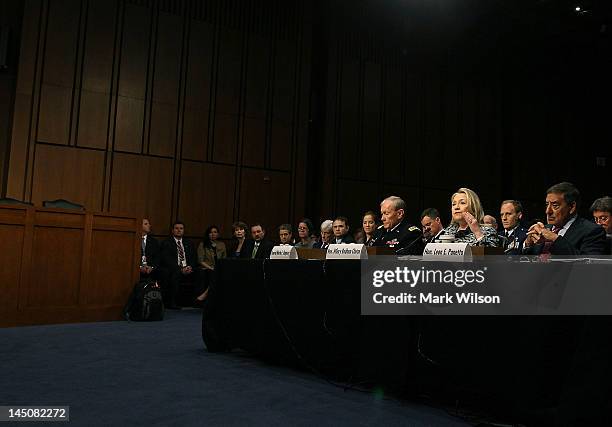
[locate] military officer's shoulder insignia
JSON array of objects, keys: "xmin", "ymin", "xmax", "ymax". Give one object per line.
[{"xmin": 408, "ymin": 226, "xmax": 419, "ymax": 232}]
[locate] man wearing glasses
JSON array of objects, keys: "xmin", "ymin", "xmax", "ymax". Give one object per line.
[{"xmin": 590, "ymin": 196, "xmax": 612, "ymax": 254}]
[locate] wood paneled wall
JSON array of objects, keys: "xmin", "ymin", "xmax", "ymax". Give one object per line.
[
  {"xmin": 316, "ymin": 20, "xmax": 503, "ymax": 228},
  {"xmin": 6, "ymin": 0, "xmax": 311, "ymax": 238},
  {"xmin": 0, "ymin": 204, "xmax": 140, "ymax": 327}
]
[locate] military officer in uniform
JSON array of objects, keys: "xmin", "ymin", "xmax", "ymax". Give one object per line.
[
  {"xmin": 373, "ymin": 196, "xmax": 424, "ymax": 255},
  {"xmin": 499, "ymin": 199, "xmax": 528, "ymax": 255}
]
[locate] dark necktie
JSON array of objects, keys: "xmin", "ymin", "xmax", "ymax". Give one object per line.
[
  {"xmin": 141, "ymin": 236, "xmax": 146, "ymax": 257},
  {"xmin": 177, "ymin": 240, "xmax": 185, "ymax": 265},
  {"xmin": 541, "ymin": 226, "xmax": 559, "ymax": 255}
]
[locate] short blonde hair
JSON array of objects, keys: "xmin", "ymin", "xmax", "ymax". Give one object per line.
[{"xmin": 451, "ymin": 187, "xmax": 485, "ymax": 225}]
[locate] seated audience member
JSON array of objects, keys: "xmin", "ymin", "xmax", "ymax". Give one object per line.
[
  {"xmin": 228, "ymin": 221, "xmax": 249, "ymax": 257},
  {"xmin": 523, "ymin": 182, "xmax": 607, "ymax": 255},
  {"xmin": 160, "ymin": 221, "xmax": 203, "ymax": 309},
  {"xmin": 442, "ymin": 188, "xmax": 500, "ymax": 247},
  {"xmin": 140, "ymin": 218, "xmax": 160, "ymax": 280},
  {"xmin": 294, "ymin": 218, "xmax": 316, "ymax": 248},
  {"xmin": 278, "ymin": 224, "xmax": 294, "ymax": 245},
  {"xmin": 197, "ymin": 225, "xmax": 227, "ymax": 270},
  {"xmin": 590, "ymin": 196, "xmax": 612, "ymax": 254},
  {"xmin": 499, "ymin": 200, "xmax": 528, "ymax": 255},
  {"xmin": 353, "ymin": 228, "xmax": 365, "ymax": 244},
  {"xmin": 362, "ymin": 211, "xmax": 380, "ymax": 246},
  {"xmin": 420, "ymin": 208, "xmax": 444, "ymax": 244},
  {"xmin": 196, "ymin": 225, "xmax": 227, "ymax": 303},
  {"xmin": 313, "ymin": 220, "xmax": 333, "ymax": 249},
  {"xmin": 331, "ymin": 216, "xmax": 355, "ymax": 244},
  {"xmin": 241, "ymin": 223, "xmax": 275, "ymax": 259},
  {"xmin": 372, "ymin": 196, "xmax": 423, "ymax": 255},
  {"xmin": 483, "ymin": 214, "xmax": 498, "ymax": 231}
]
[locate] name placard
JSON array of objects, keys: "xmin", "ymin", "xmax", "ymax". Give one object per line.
[
  {"xmin": 270, "ymin": 245, "xmax": 298, "ymax": 259},
  {"xmin": 423, "ymin": 243, "xmax": 472, "ymax": 262},
  {"xmin": 326, "ymin": 244, "xmax": 368, "ymax": 259}
]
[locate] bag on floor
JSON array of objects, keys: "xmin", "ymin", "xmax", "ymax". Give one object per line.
[{"xmin": 124, "ymin": 279, "xmax": 164, "ymax": 321}]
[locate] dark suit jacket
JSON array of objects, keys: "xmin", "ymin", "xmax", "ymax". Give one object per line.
[
  {"xmin": 524, "ymin": 217, "xmax": 607, "ymax": 256},
  {"xmin": 160, "ymin": 237, "xmax": 199, "ymax": 272},
  {"xmin": 142, "ymin": 234, "xmax": 161, "ymax": 269},
  {"xmin": 331, "ymin": 234, "xmax": 355, "ymax": 244},
  {"xmin": 241, "ymin": 238, "xmax": 275, "ymax": 259},
  {"xmin": 312, "ymin": 241, "xmax": 329, "ymax": 249}
]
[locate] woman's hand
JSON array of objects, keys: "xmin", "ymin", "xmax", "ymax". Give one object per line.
[{"xmin": 462, "ymin": 212, "xmax": 483, "ymax": 239}]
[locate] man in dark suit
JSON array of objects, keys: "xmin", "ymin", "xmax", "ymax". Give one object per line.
[
  {"xmin": 420, "ymin": 208, "xmax": 444, "ymax": 244},
  {"xmin": 523, "ymin": 182, "xmax": 607, "ymax": 256},
  {"xmin": 241, "ymin": 223, "xmax": 275, "ymax": 259},
  {"xmin": 499, "ymin": 200, "xmax": 528, "ymax": 255},
  {"xmin": 373, "ymin": 196, "xmax": 424, "ymax": 255},
  {"xmin": 160, "ymin": 221, "xmax": 203, "ymax": 309},
  {"xmin": 313, "ymin": 220, "xmax": 333, "ymax": 249},
  {"xmin": 140, "ymin": 218, "xmax": 161, "ymax": 280},
  {"xmin": 331, "ymin": 216, "xmax": 355, "ymax": 244}
]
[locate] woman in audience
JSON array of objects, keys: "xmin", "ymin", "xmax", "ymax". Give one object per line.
[
  {"xmin": 228, "ymin": 221, "xmax": 249, "ymax": 257},
  {"xmin": 195, "ymin": 225, "xmax": 227, "ymax": 304},
  {"xmin": 313, "ymin": 219, "xmax": 333, "ymax": 249},
  {"xmin": 197, "ymin": 225, "xmax": 227, "ymax": 271},
  {"xmin": 294, "ymin": 218, "xmax": 316, "ymax": 248},
  {"xmin": 362, "ymin": 210, "xmax": 378, "ymax": 246},
  {"xmin": 442, "ymin": 187, "xmax": 500, "ymax": 246}
]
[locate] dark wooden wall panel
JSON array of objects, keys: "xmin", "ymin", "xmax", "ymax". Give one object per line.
[
  {"xmin": 109, "ymin": 153, "xmax": 173, "ymax": 229},
  {"xmin": 270, "ymin": 121, "xmax": 291, "ymax": 171},
  {"xmin": 149, "ymin": 102, "xmax": 176, "ymax": 157},
  {"xmin": 81, "ymin": 0, "xmax": 117, "ymax": 93},
  {"xmin": 215, "ymin": 28, "xmax": 242, "ymax": 114},
  {"xmin": 362, "ymin": 62, "xmax": 381, "ymax": 181},
  {"xmin": 338, "ymin": 60, "xmax": 360, "ymax": 179},
  {"xmin": 0, "ymin": 224, "xmax": 25, "ymax": 313},
  {"xmin": 38, "ymin": 84, "xmax": 72, "ymax": 144},
  {"xmin": 85, "ymin": 229, "xmax": 136, "ymax": 305},
  {"xmin": 245, "ymin": 35, "xmax": 270, "ymax": 119},
  {"xmin": 182, "ymin": 20, "xmax": 213, "ymax": 161},
  {"xmin": 149, "ymin": 12, "xmax": 181, "ymax": 157},
  {"xmin": 182, "ymin": 108, "xmax": 208, "ymax": 161},
  {"xmin": 118, "ymin": 3, "xmax": 150, "ymax": 99},
  {"xmin": 242, "ymin": 118, "xmax": 266, "ymax": 168},
  {"xmin": 42, "ymin": 0, "xmax": 80, "ymax": 87},
  {"xmin": 8, "ymin": 0, "xmax": 311, "ymax": 239},
  {"xmin": 212, "ymin": 113, "xmax": 238, "ymax": 164},
  {"xmin": 77, "ymin": 0, "xmax": 117, "ymax": 150},
  {"xmin": 178, "ymin": 161, "xmax": 236, "ymax": 237},
  {"xmin": 272, "ymin": 41, "xmax": 296, "ymax": 122},
  {"xmin": 77, "ymin": 91, "xmax": 110, "ymax": 150},
  {"xmin": 28, "ymin": 226, "xmax": 83, "ymax": 307},
  {"xmin": 336, "ymin": 179, "xmax": 379, "ymax": 228},
  {"xmin": 381, "ymin": 66, "xmax": 403, "ymax": 184},
  {"xmin": 31, "ymin": 145, "xmax": 105, "ymax": 209},
  {"xmin": 239, "ymin": 168, "xmax": 290, "ymax": 231},
  {"xmin": 0, "ymin": 205, "xmax": 140, "ymax": 327},
  {"xmin": 115, "ymin": 97, "xmax": 145, "ymax": 153}
]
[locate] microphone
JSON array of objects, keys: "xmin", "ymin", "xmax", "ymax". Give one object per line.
[{"xmin": 395, "ymin": 235, "xmax": 425, "ymax": 256}]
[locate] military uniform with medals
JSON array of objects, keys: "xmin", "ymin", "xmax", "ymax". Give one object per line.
[{"xmin": 373, "ymin": 218, "xmax": 424, "ymax": 255}]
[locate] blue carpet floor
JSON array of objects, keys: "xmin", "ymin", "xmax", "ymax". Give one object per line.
[{"xmin": 0, "ymin": 310, "xmax": 468, "ymax": 426}]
